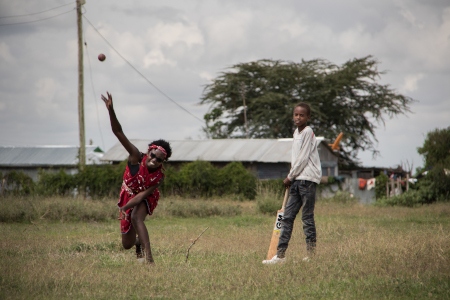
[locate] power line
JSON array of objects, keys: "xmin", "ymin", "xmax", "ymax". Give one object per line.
[
  {"xmin": 82, "ymin": 15, "xmax": 204, "ymax": 124},
  {"xmin": 84, "ymin": 39, "xmax": 106, "ymax": 151},
  {"xmin": 0, "ymin": 2, "xmax": 73, "ymax": 19},
  {"xmin": 0, "ymin": 9, "xmax": 74, "ymax": 26}
]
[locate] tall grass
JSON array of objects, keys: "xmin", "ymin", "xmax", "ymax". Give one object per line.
[{"xmin": 0, "ymin": 196, "xmax": 449, "ymax": 299}]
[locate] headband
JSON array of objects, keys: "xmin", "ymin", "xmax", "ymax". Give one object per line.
[{"xmin": 148, "ymin": 144, "xmax": 167, "ymax": 158}]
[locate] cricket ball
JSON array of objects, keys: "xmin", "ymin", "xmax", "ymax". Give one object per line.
[{"xmin": 98, "ymin": 53, "xmax": 106, "ymax": 62}]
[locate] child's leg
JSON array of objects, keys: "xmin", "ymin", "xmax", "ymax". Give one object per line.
[
  {"xmin": 131, "ymin": 201, "xmax": 154, "ymax": 263},
  {"xmin": 277, "ymin": 182, "xmax": 302, "ymax": 258},
  {"xmin": 301, "ymin": 181, "xmax": 317, "ymax": 256},
  {"xmin": 121, "ymin": 226, "xmax": 137, "ymax": 250}
]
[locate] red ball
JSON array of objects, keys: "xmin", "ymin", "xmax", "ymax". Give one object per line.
[{"xmin": 98, "ymin": 53, "xmax": 106, "ymax": 61}]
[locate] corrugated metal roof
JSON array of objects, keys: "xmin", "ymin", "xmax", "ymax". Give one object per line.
[
  {"xmin": 0, "ymin": 146, "xmax": 104, "ymax": 167},
  {"xmin": 101, "ymin": 138, "xmax": 327, "ymax": 163}
]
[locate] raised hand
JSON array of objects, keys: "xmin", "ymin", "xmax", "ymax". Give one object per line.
[{"xmin": 101, "ymin": 91, "xmax": 113, "ymax": 110}]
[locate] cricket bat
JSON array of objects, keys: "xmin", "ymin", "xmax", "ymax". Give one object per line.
[{"xmin": 266, "ymin": 189, "xmax": 289, "ymax": 260}]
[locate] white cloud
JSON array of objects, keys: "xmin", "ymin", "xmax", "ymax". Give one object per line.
[
  {"xmin": 0, "ymin": 0, "xmax": 449, "ymax": 169},
  {"xmin": 400, "ymin": 73, "xmax": 424, "ymax": 93}
]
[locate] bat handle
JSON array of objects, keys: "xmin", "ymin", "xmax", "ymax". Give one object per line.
[{"xmin": 281, "ymin": 188, "xmax": 289, "ymax": 210}]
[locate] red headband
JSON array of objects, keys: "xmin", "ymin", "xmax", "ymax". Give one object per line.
[{"xmin": 148, "ymin": 144, "xmax": 167, "ymax": 158}]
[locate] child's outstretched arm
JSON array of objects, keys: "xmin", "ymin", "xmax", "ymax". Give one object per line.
[
  {"xmin": 101, "ymin": 91, "xmax": 140, "ymax": 164},
  {"xmin": 120, "ymin": 179, "xmax": 164, "ymax": 213}
]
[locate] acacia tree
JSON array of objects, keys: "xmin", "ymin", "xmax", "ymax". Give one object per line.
[
  {"xmin": 416, "ymin": 127, "xmax": 450, "ymax": 202},
  {"xmin": 200, "ymin": 56, "xmax": 414, "ymax": 165},
  {"xmin": 417, "ymin": 126, "xmax": 450, "ymax": 169}
]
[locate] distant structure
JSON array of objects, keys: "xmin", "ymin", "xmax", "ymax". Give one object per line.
[
  {"xmin": 0, "ymin": 146, "xmax": 104, "ymax": 182},
  {"xmin": 101, "ymin": 138, "xmax": 339, "ymax": 180}
]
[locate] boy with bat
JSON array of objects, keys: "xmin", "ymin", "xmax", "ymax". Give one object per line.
[{"xmin": 263, "ymin": 102, "xmax": 322, "ymax": 264}]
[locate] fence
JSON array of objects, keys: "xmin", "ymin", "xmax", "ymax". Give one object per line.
[{"xmin": 386, "ymin": 174, "xmax": 410, "ymax": 198}]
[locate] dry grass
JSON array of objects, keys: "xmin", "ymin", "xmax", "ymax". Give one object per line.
[{"xmin": 0, "ymin": 198, "xmax": 449, "ymax": 299}]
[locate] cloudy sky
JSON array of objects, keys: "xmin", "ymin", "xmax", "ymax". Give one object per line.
[{"xmin": 1, "ymin": 0, "xmax": 449, "ymax": 171}]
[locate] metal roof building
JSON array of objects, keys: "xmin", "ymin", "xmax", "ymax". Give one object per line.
[
  {"xmin": 101, "ymin": 138, "xmax": 339, "ymax": 179},
  {"xmin": 0, "ymin": 146, "xmax": 104, "ymax": 181}
]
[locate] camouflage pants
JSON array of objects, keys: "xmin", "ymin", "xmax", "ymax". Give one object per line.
[{"xmin": 277, "ymin": 180, "xmax": 317, "ymax": 258}]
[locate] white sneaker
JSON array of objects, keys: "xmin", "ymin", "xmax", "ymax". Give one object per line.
[
  {"xmin": 302, "ymin": 256, "xmax": 311, "ymax": 262},
  {"xmin": 262, "ymin": 255, "xmax": 286, "ymax": 265},
  {"xmin": 137, "ymin": 257, "xmax": 145, "ymax": 264}
]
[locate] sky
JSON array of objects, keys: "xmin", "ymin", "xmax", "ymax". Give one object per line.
[{"xmin": 1, "ymin": 0, "xmax": 449, "ymax": 172}]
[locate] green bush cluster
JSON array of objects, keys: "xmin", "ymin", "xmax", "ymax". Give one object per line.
[
  {"xmin": 374, "ymin": 173, "xmax": 389, "ymax": 200},
  {"xmin": 374, "ymin": 190, "xmax": 423, "ymax": 207},
  {"xmin": 1, "ymin": 161, "xmax": 258, "ymax": 200},
  {"xmin": 1, "ymin": 163, "xmax": 124, "ymax": 198},
  {"xmin": 415, "ymin": 165, "xmax": 450, "ymax": 203},
  {"xmin": 161, "ymin": 161, "xmax": 257, "ymax": 200}
]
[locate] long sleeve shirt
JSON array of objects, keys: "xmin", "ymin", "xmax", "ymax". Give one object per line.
[{"xmin": 287, "ymin": 126, "xmax": 322, "ymax": 184}]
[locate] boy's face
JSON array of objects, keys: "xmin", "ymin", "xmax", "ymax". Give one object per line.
[
  {"xmin": 146, "ymin": 149, "xmax": 165, "ymax": 170},
  {"xmin": 293, "ymin": 106, "xmax": 310, "ymax": 129}
]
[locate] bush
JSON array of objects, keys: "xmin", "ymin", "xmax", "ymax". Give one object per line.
[
  {"xmin": 2, "ymin": 161, "xmax": 259, "ymax": 200},
  {"xmin": 375, "ymin": 190, "xmax": 424, "ymax": 207},
  {"xmin": 416, "ymin": 165, "xmax": 450, "ymax": 203},
  {"xmin": 256, "ymin": 182, "xmax": 285, "ymax": 214},
  {"xmin": 76, "ymin": 163, "xmax": 123, "ymax": 198},
  {"xmin": 161, "ymin": 161, "xmax": 257, "ymax": 200},
  {"xmin": 217, "ymin": 162, "xmax": 257, "ymax": 200},
  {"xmin": 375, "ymin": 172, "xmax": 389, "ymax": 200},
  {"xmin": 2, "ymin": 171, "xmax": 35, "ymax": 195},
  {"xmin": 175, "ymin": 161, "xmax": 220, "ymax": 198}
]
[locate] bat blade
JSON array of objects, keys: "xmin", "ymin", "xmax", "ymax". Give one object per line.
[{"xmin": 266, "ymin": 189, "xmax": 289, "ymax": 260}]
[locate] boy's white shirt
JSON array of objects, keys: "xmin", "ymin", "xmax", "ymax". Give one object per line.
[{"xmin": 288, "ymin": 126, "xmax": 322, "ymax": 184}]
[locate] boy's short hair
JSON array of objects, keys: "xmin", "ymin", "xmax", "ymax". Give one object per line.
[
  {"xmin": 295, "ymin": 102, "xmax": 311, "ymax": 116},
  {"xmin": 149, "ymin": 139, "xmax": 172, "ymax": 160}
]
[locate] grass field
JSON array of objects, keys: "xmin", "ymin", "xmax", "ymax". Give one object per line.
[{"xmin": 0, "ymin": 197, "xmax": 449, "ymax": 299}]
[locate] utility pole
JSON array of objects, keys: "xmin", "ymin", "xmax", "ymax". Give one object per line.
[{"xmin": 76, "ymin": 0, "xmax": 86, "ymax": 196}]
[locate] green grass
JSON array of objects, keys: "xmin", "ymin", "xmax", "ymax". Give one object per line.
[{"xmin": 0, "ymin": 196, "xmax": 449, "ymax": 299}]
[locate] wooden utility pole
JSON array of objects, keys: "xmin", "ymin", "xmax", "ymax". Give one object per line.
[{"xmin": 77, "ymin": 0, "xmax": 86, "ymax": 197}]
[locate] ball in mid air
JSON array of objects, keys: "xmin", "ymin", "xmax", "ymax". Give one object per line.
[{"xmin": 98, "ymin": 53, "xmax": 106, "ymax": 61}]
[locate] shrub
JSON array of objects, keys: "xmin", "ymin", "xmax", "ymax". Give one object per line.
[
  {"xmin": 2, "ymin": 171, "xmax": 35, "ymax": 195},
  {"xmin": 161, "ymin": 161, "xmax": 257, "ymax": 200},
  {"xmin": 217, "ymin": 162, "xmax": 257, "ymax": 200},
  {"xmin": 77, "ymin": 163, "xmax": 123, "ymax": 198},
  {"xmin": 35, "ymin": 169, "xmax": 77, "ymax": 197},
  {"xmin": 416, "ymin": 165, "xmax": 450, "ymax": 203},
  {"xmin": 375, "ymin": 190, "xmax": 424, "ymax": 207},
  {"xmin": 375, "ymin": 172, "xmax": 389, "ymax": 200},
  {"xmin": 175, "ymin": 161, "xmax": 220, "ymax": 198},
  {"xmin": 256, "ymin": 183, "xmax": 285, "ymax": 214}
]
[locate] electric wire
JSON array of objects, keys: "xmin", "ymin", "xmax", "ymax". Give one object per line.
[
  {"xmin": 0, "ymin": 9, "xmax": 74, "ymax": 26},
  {"xmin": 0, "ymin": 2, "xmax": 73, "ymax": 19},
  {"xmin": 0, "ymin": 4, "xmax": 204, "ymax": 126},
  {"xmin": 84, "ymin": 39, "xmax": 106, "ymax": 151},
  {"xmin": 82, "ymin": 15, "xmax": 204, "ymax": 123}
]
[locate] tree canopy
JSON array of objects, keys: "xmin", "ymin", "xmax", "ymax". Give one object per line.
[
  {"xmin": 200, "ymin": 56, "xmax": 414, "ymax": 165},
  {"xmin": 416, "ymin": 127, "xmax": 450, "ymax": 202},
  {"xmin": 417, "ymin": 126, "xmax": 450, "ymax": 169}
]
